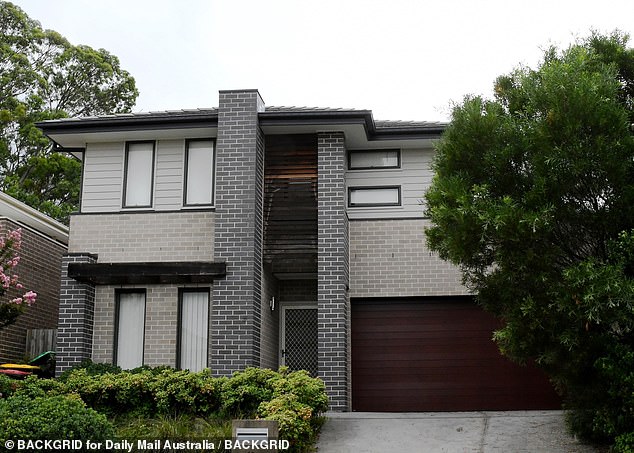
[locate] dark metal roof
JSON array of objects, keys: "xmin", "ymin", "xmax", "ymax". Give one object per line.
[{"xmin": 36, "ymin": 106, "xmax": 447, "ymax": 138}]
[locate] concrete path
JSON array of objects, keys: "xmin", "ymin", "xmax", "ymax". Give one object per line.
[{"xmin": 315, "ymin": 411, "xmax": 599, "ymax": 453}]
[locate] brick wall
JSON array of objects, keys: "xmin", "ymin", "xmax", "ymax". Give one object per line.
[
  {"xmin": 0, "ymin": 219, "xmax": 66, "ymax": 363},
  {"xmin": 92, "ymin": 284, "xmax": 207, "ymax": 367},
  {"xmin": 317, "ymin": 132, "xmax": 350, "ymax": 411},
  {"xmin": 259, "ymin": 264, "xmax": 278, "ymax": 370},
  {"xmin": 349, "ymin": 218, "xmax": 469, "ymax": 297},
  {"xmin": 212, "ymin": 90, "xmax": 265, "ymax": 375},
  {"xmin": 56, "ymin": 253, "xmax": 97, "ymax": 375},
  {"xmin": 279, "ymin": 280, "xmax": 317, "ymax": 302},
  {"xmin": 68, "ymin": 211, "xmax": 214, "ymax": 262}
]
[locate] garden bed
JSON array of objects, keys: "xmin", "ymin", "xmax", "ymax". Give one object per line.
[{"xmin": 0, "ymin": 363, "xmax": 327, "ymax": 452}]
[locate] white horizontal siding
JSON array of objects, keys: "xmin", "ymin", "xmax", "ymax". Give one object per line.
[
  {"xmin": 155, "ymin": 140, "xmax": 185, "ymax": 210},
  {"xmin": 345, "ymin": 148, "xmax": 434, "ymax": 219},
  {"xmin": 81, "ymin": 142, "xmax": 124, "ymax": 213}
]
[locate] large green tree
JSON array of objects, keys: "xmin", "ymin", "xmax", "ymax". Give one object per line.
[
  {"xmin": 0, "ymin": 1, "xmax": 138, "ymax": 223},
  {"xmin": 425, "ymin": 31, "xmax": 634, "ymax": 449}
]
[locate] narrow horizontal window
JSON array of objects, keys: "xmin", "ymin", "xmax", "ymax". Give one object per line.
[
  {"xmin": 349, "ymin": 150, "xmax": 400, "ymax": 170},
  {"xmin": 115, "ymin": 291, "xmax": 146, "ymax": 369},
  {"xmin": 123, "ymin": 141, "xmax": 155, "ymax": 208},
  {"xmin": 184, "ymin": 139, "xmax": 215, "ymax": 206},
  {"xmin": 348, "ymin": 186, "xmax": 401, "ymax": 207}
]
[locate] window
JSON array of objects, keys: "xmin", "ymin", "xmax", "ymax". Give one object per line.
[
  {"xmin": 115, "ymin": 291, "xmax": 146, "ymax": 369},
  {"xmin": 349, "ymin": 149, "xmax": 400, "ymax": 170},
  {"xmin": 184, "ymin": 139, "xmax": 215, "ymax": 206},
  {"xmin": 348, "ymin": 186, "xmax": 401, "ymax": 207},
  {"xmin": 178, "ymin": 290, "xmax": 209, "ymax": 371},
  {"xmin": 123, "ymin": 141, "xmax": 155, "ymax": 208}
]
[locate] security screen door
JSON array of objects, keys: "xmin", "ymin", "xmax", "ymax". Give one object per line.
[{"xmin": 281, "ymin": 306, "xmax": 318, "ymax": 376}]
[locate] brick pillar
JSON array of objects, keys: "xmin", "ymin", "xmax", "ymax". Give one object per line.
[
  {"xmin": 55, "ymin": 253, "xmax": 97, "ymax": 376},
  {"xmin": 211, "ymin": 90, "xmax": 264, "ymax": 375},
  {"xmin": 317, "ymin": 132, "xmax": 350, "ymax": 410}
]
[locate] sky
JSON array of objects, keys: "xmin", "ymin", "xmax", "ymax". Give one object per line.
[{"xmin": 11, "ymin": 0, "xmax": 634, "ymax": 122}]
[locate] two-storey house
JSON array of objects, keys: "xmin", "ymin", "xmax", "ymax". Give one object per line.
[{"xmin": 38, "ymin": 89, "xmax": 559, "ymax": 411}]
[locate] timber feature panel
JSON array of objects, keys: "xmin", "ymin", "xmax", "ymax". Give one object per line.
[{"xmin": 351, "ymin": 298, "xmax": 561, "ymax": 412}]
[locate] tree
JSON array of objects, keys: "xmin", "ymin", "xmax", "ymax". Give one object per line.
[
  {"xmin": 0, "ymin": 1, "xmax": 138, "ymax": 223},
  {"xmin": 425, "ymin": 31, "xmax": 634, "ymax": 449},
  {"xmin": 0, "ymin": 228, "xmax": 36, "ymax": 330}
]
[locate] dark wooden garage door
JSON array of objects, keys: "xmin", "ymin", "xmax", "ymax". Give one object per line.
[{"xmin": 352, "ymin": 298, "xmax": 560, "ymax": 412}]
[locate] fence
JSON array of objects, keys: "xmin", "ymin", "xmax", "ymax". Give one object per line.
[{"xmin": 25, "ymin": 329, "xmax": 57, "ymax": 358}]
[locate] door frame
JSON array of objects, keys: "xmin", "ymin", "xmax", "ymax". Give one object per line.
[{"xmin": 280, "ymin": 303, "xmax": 317, "ymax": 368}]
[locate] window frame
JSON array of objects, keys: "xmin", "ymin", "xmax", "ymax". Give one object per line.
[
  {"xmin": 348, "ymin": 185, "xmax": 402, "ymax": 207},
  {"xmin": 113, "ymin": 289, "xmax": 147, "ymax": 368},
  {"xmin": 183, "ymin": 138, "xmax": 216, "ymax": 207},
  {"xmin": 176, "ymin": 288, "xmax": 211, "ymax": 371},
  {"xmin": 348, "ymin": 149, "xmax": 401, "ymax": 170},
  {"xmin": 122, "ymin": 140, "xmax": 156, "ymax": 209}
]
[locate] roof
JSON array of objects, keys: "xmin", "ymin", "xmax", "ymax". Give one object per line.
[
  {"xmin": 0, "ymin": 192, "xmax": 69, "ymax": 245},
  {"xmin": 37, "ymin": 106, "xmax": 447, "ymax": 137}
]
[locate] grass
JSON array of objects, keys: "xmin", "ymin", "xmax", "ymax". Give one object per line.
[{"xmin": 113, "ymin": 414, "xmax": 232, "ymax": 452}]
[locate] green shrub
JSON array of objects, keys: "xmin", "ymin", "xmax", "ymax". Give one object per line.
[
  {"xmin": 58, "ymin": 359, "xmax": 122, "ymax": 381},
  {"xmin": 63, "ymin": 368, "xmax": 155, "ymax": 416},
  {"xmin": 271, "ymin": 368, "xmax": 328, "ymax": 414},
  {"xmin": 259, "ymin": 394, "xmax": 317, "ymax": 453},
  {"xmin": 10, "ymin": 375, "xmax": 67, "ymax": 399},
  {"xmin": 0, "ymin": 394, "xmax": 114, "ymax": 448},
  {"xmin": 0, "ymin": 374, "xmax": 17, "ymax": 398},
  {"xmin": 614, "ymin": 432, "xmax": 634, "ymax": 453},
  {"xmin": 221, "ymin": 367, "xmax": 279, "ymax": 417},
  {"xmin": 566, "ymin": 341, "xmax": 634, "ymax": 448},
  {"xmin": 151, "ymin": 369, "xmax": 224, "ymax": 416}
]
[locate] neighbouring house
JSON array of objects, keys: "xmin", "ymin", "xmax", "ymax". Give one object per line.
[
  {"xmin": 37, "ymin": 89, "xmax": 559, "ymax": 411},
  {"xmin": 0, "ymin": 192, "xmax": 68, "ymax": 363}
]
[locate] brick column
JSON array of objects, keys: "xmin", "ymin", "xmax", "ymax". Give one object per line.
[
  {"xmin": 55, "ymin": 253, "xmax": 97, "ymax": 376},
  {"xmin": 211, "ymin": 90, "xmax": 265, "ymax": 375},
  {"xmin": 317, "ymin": 132, "xmax": 350, "ymax": 410}
]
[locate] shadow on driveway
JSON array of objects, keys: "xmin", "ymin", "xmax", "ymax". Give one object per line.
[{"xmin": 316, "ymin": 411, "xmax": 599, "ymax": 453}]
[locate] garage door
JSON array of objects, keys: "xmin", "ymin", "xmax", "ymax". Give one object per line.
[{"xmin": 352, "ymin": 298, "xmax": 560, "ymax": 412}]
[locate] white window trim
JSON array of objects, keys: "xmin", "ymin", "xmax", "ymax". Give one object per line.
[
  {"xmin": 122, "ymin": 141, "xmax": 155, "ymax": 209},
  {"xmin": 183, "ymin": 139, "xmax": 215, "ymax": 207},
  {"xmin": 348, "ymin": 186, "xmax": 401, "ymax": 207}
]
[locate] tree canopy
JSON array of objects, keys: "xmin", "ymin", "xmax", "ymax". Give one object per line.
[
  {"xmin": 425, "ymin": 31, "xmax": 634, "ymax": 449},
  {"xmin": 0, "ymin": 1, "xmax": 138, "ymax": 222}
]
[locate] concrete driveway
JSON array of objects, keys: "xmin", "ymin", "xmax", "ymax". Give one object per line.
[{"xmin": 316, "ymin": 411, "xmax": 599, "ymax": 453}]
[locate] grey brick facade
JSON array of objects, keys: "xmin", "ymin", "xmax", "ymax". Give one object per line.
[
  {"xmin": 349, "ymin": 219, "xmax": 469, "ymax": 297},
  {"xmin": 56, "ymin": 253, "xmax": 97, "ymax": 375},
  {"xmin": 317, "ymin": 132, "xmax": 350, "ymax": 410},
  {"xmin": 40, "ymin": 89, "xmax": 463, "ymax": 411},
  {"xmin": 212, "ymin": 90, "xmax": 265, "ymax": 375}
]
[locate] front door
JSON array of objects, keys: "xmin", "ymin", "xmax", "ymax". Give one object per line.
[{"xmin": 281, "ymin": 306, "xmax": 318, "ymax": 375}]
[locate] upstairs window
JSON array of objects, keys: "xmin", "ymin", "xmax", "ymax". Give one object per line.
[
  {"xmin": 348, "ymin": 186, "xmax": 401, "ymax": 207},
  {"xmin": 349, "ymin": 149, "xmax": 400, "ymax": 170},
  {"xmin": 123, "ymin": 141, "xmax": 155, "ymax": 208},
  {"xmin": 184, "ymin": 139, "xmax": 215, "ymax": 206}
]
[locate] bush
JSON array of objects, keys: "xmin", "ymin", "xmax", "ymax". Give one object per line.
[
  {"xmin": 151, "ymin": 369, "xmax": 224, "ymax": 416},
  {"xmin": 47, "ymin": 363, "xmax": 328, "ymax": 452},
  {"xmin": 63, "ymin": 368, "xmax": 155, "ymax": 417},
  {"xmin": 271, "ymin": 368, "xmax": 328, "ymax": 414},
  {"xmin": 221, "ymin": 367, "xmax": 279, "ymax": 417},
  {"xmin": 0, "ymin": 394, "xmax": 114, "ymax": 449},
  {"xmin": 0, "ymin": 374, "xmax": 17, "ymax": 398},
  {"xmin": 259, "ymin": 394, "xmax": 317, "ymax": 453},
  {"xmin": 565, "ymin": 341, "xmax": 634, "ymax": 448},
  {"xmin": 58, "ymin": 359, "xmax": 122, "ymax": 381},
  {"xmin": 10, "ymin": 375, "xmax": 66, "ymax": 399}
]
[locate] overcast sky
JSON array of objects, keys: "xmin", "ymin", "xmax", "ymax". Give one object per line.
[{"xmin": 12, "ymin": 0, "xmax": 634, "ymax": 122}]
